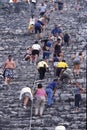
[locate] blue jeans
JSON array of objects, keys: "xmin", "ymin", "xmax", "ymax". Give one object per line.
[
  {"xmin": 43, "ymin": 51, "xmax": 50, "ymax": 59},
  {"xmin": 46, "ymin": 88, "xmax": 53, "ymax": 106}
]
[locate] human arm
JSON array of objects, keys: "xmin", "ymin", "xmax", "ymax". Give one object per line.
[
  {"xmin": 2, "ymin": 62, "xmax": 7, "ymax": 70},
  {"xmin": 53, "ymin": 87, "xmax": 57, "ymax": 96},
  {"xmin": 80, "ymin": 86, "xmax": 86, "ymax": 93},
  {"xmin": 13, "ymin": 61, "xmax": 16, "ymax": 69}
]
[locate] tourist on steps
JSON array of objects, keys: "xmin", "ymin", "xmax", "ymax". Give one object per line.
[{"xmin": 2, "ymin": 55, "xmax": 16, "ymax": 85}]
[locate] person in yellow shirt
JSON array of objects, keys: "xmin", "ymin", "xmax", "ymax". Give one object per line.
[
  {"xmin": 56, "ymin": 59, "xmax": 68, "ymax": 78},
  {"xmin": 37, "ymin": 59, "xmax": 49, "ymax": 80}
]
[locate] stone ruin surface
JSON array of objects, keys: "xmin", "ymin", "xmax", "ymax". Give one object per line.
[{"xmin": 0, "ymin": 0, "xmax": 86, "ymax": 130}]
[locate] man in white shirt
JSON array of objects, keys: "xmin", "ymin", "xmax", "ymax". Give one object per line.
[{"xmin": 31, "ymin": 41, "xmax": 41, "ymax": 65}]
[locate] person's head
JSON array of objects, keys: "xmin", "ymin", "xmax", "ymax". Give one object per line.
[
  {"xmin": 38, "ymin": 83, "xmax": 43, "ymax": 88},
  {"xmin": 79, "ymin": 52, "xmax": 82, "ymax": 56},
  {"xmin": 62, "ymin": 59, "xmax": 66, "ymax": 62},
  {"xmin": 55, "ymin": 125, "xmax": 66, "ymax": 130},
  {"xmin": 53, "ymin": 78, "xmax": 58, "ymax": 82},
  {"xmin": 27, "ymin": 46, "xmax": 31, "ymax": 50},
  {"xmin": 41, "ymin": 2, "xmax": 44, "ymax": 6},
  {"xmin": 35, "ymin": 41, "xmax": 38, "ymax": 44},
  {"xmin": 31, "ymin": 14, "xmax": 34, "ymax": 19},
  {"xmin": 8, "ymin": 55, "xmax": 12, "ymax": 61},
  {"xmin": 57, "ymin": 37, "xmax": 62, "ymax": 43}
]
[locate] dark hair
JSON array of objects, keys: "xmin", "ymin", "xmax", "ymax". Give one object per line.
[
  {"xmin": 38, "ymin": 83, "xmax": 43, "ymax": 88},
  {"xmin": 35, "ymin": 41, "xmax": 38, "ymax": 44},
  {"xmin": 57, "ymin": 38, "xmax": 61, "ymax": 41},
  {"xmin": 53, "ymin": 78, "xmax": 58, "ymax": 82},
  {"xmin": 79, "ymin": 52, "xmax": 82, "ymax": 56},
  {"xmin": 62, "ymin": 59, "xmax": 66, "ymax": 62},
  {"xmin": 8, "ymin": 55, "xmax": 12, "ymax": 61}
]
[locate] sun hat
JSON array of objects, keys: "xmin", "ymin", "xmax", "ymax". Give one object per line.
[{"xmin": 55, "ymin": 125, "xmax": 66, "ymax": 130}]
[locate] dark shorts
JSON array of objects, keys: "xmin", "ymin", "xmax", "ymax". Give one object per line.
[
  {"xmin": 35, "ymin": 26, "xmax": 41, "ymax": 34},
  {"xmin": 40, "ymin": 12, "xmax": 45, "ymax": 16},
  {"xmin": 43, "ymin": 51, "xmax": 50, "ymax": 59},
  {"xmin": 56, "ymin": 67, "xmax": 63, "ymax": 77},
  {"xmin": 3, "ymin": 68, "xmax": 13, "ymax": 79},
  {"xmin": 32, "ymin": 50, "xmax": 39, "ymax": 56}
]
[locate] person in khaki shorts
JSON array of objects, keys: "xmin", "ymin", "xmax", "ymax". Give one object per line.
[{"xmin": 34, "ymin": 84, "xmax": 47, "ymax": 117}]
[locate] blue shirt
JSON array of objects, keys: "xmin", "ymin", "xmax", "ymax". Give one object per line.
[
  {"xmin": 46, "ymin": 81, "xmax": 57, "ymax": 90},
  {"xmin": 54, "ymin": 56, "xmax": 59, "ymax": 62},
  {"xmin": 35, "ymin": 21, "xmax": 44, "ymax": 28},
  {"xmin": 51, "ymin": 28, "xmax": 62, "ymax": 36},
  {"xmin": 74, "ymin": 87, "xmax": 80, "ymax": 95}
]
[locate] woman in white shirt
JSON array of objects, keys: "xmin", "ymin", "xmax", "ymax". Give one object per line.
[{"xmin": 19, "ymin": 87, "xmax": 33, "ymax": 109}]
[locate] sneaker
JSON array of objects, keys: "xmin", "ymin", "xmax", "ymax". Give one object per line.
[
  {"xmin": 34, "ymin": 62, "xmax": 36, "ymax": 65},
  {"xmin": 23, "ymin": 105, "xmax": 27, "ymax": 109},
  {"xmin": 30, "ymin": 61, "xmax": 32, "ymax": 65}
]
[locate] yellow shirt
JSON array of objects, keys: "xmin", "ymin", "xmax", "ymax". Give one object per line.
[
  {"xmin": 57, "ymin": 61, "xmax": 68, "ymax": 68},
  {"xmin": 37, "ymin": 61, "xmax": 48, "ymax": 69}
]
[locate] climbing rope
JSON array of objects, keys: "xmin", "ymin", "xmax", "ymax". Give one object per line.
[{"xmin": 28, "ymin": 70, "xmax": 37, "ymax": 130}]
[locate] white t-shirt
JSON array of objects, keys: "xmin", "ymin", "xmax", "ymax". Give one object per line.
[
  {"xmin": 31, "ymin": 0, "xmax": 36, "ymax": 3},
  {"xmin": 29, "ymin": 18, "xmax": 35, "ymax": 25},
  {"xmin": 32, "ymin": 44, "xmax": 41, "ymax": 50},
  {"xmin": 9, "ymin": 0, "xmax": 13, "ymax": 3},
  {"xmin": 19, "ymin": 87, "xmax": 33, "ymax": 101},
  {"xmin": 39, "ymin": 5, "xmax": 46, "ymax": 13}
]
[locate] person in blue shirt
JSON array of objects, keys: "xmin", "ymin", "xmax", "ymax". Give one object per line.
[
  {"xmin": 46, "ymin": 78, "xmax": 58, "ymax": 107},
  {"xmin": 34, "ymin": 20, "xmax": 44, "ymax": 39},
  {"xmin": 42, "ymin": 39, "xmax": 52, "ymax": 62},
  {"xmin": 51, "ymin": 24, "xmax": 63, "ymax": 38}
]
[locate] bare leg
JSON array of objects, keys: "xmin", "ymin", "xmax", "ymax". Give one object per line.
[
  {"xmin": 35, "ymin": 107, "xmax": 39, "ymax": 116},
  {"xmin": 23, "ymin": 96, "xmax": 29, "ymax": 107},
  {"xmin": 34, "ymin": 55, "xmax": 38, "ymax": 64},
  {"xmin": 5, "ymin": 77, "xmax": 11, "ymax": 85},
  {"xmin": 40, "ymin": 101, "xmax": 45, "ymax": 116}
]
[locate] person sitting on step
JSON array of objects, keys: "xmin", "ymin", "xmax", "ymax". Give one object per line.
[{"xmin": 24, "ymin": 46, "xmax": 32, "ymax": 62}]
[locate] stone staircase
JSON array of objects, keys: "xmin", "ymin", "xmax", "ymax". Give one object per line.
[{"xmin": 0, "ymin": 1, "xmax": 86, "ymax": 130}]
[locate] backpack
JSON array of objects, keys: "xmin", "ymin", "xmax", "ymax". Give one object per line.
[{"xmin": 73, "ymin": 56, "xmax": 80, "ymax": 64}]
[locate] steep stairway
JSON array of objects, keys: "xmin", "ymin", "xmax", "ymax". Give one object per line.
[{"xmin": 0, "ymin": 1, "xmax": 86, "ymax": 130}]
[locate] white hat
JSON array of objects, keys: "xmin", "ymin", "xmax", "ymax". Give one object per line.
[{"xmin": 55, "ymin": 126, "xmax": 66, "ymax": 130}]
